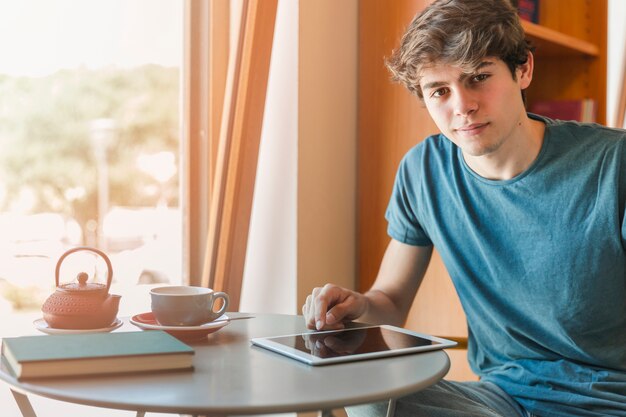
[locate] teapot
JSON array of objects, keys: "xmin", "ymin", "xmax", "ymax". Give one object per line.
[{"xmin": 42, "ymin": 246, "xmax": 121, "ymax": 330}]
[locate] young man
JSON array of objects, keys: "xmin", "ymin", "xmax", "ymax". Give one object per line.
[{"xmin": 302, "ymin": 0, "xmax": 626, "ymax": 416}]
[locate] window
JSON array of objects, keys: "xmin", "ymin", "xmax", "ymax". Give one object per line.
[{"xmin": 0, "ymin": 0, "xmax": 183, "ymax": 331}]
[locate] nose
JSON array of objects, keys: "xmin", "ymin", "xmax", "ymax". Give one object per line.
[{"xmin": 453, "ymin": 89, "xmax": 478, "ymax": 117}]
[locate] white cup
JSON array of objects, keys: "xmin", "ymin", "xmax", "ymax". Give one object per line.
[{"xmin": 150, "ymin": 286, "xmax": 229, "ymax": 326}]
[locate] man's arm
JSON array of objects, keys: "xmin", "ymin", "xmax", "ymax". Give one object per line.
[{"xmin": 303, "ymin": 239, "xmax": 433, "ymax": 330}]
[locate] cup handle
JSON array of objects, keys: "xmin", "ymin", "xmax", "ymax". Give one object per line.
[{"xmin": 213, "ymin": 292, "xmax": 229, "ymax": 316}]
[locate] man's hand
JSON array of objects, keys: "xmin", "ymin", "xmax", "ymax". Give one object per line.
[
  {"xmin": 302, "ymin": 284, "xmax": 368, "ymax": 330},
  {"xmin": 302, "ymin": 240, "xmax": 432, "ymax": 331},
  {"xmin": 302, "ymin": 329, "xmax": 367, "ymax": 357}
]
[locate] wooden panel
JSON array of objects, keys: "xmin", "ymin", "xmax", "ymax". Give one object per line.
[
  {"xmin": 184, "ymin": 0, "xmax": 211, "ymax": 284},
  {"xmin": 525, "ymin": 1, "xmax": 607, "ymax": 123},
  {"xmin": 403, "ymin": 252, "xmax": 466, "ymax": 336},
  {"xmin": 446, "ymin": 349, "xmax": 479, "ymax": 382},
  {"xmin": 208, "ymin": 0, "xmax": 230, "ymax": 187},
  {"xmin": 537, "ymin": 0, "xmax": 593, "ymax": 41},
  {"xmin": 522, "ymin": 21, "xmax": 598, "ymax": 57},
  {"xmin": 528, "ymin": 57, "xmax": 594, "ymax": 100},
  {"xmin": 298, "ymin": 0, "xmax": 358, "ymax": 308},
  {"xmin": 586, "ymin": 0, "xmax": 608, "ymax": 124},
  {"xmin": 202, "ymin": 0, "xmax": 248, "ymax": 291},
  {"xmin": 358, "ymin": 0, "xmax": 436, "ymax": 293},
  {"xmin": 617, "ymin": 43, "xmax": 626, "ymax": 128},
  {"xmin": 185, "ymin": 0, "xmax": 229, "ymax": 287},
  {"xmin": 202, "ymin": 0, "xmax": 278, "ymax": 310}
]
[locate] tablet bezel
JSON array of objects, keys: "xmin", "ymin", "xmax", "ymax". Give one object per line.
[{"xmin": 250, "ymin": 325, "xmax": 457, "ymax": 366}]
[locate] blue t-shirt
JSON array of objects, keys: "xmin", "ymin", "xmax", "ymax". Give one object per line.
[{"xmin": 386, "ymin": 114, "xmax": 626, "ymax": 417}]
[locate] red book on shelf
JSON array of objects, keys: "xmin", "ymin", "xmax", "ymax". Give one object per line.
[
  {"xmin": 517, "ymin": 0, "xmax": 539, "ymax": 23},
  {"xmin": 529, "ymin": 99, "xmax": 597, "ymax": 123}
]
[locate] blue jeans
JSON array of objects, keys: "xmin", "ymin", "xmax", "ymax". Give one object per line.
[{"xmin": 346, "ymin": 380, "xmax": 535, "ymax": 417}]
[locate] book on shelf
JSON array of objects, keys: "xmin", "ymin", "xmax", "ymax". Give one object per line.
[
  {"xmin": 529, "ymin": 98, "xmax": 597, "ymax": 123},
  {"xmin": 510, "ymin": 0, "xmax": 539, "ymax": 23},
  {"xmin": 1, "ymin": 330, "xmax": 194, "ymax": 380}
]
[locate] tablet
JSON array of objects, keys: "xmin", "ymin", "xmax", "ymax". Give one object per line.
[{"xmin": 250, "ymin": 325, "xmax": 457, "ymax": 365}]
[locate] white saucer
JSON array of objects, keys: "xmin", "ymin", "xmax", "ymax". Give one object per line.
[
  {"xmin": 130, "ymin": 313, "xmax": 229, "ymax": 331},
  {"xmin": 129, "ymin": 312, "xmax": 230, "ymax": 340},
  {"xmin": 34, "ymin": 318, "xmax": 123, "ymax": 334}
]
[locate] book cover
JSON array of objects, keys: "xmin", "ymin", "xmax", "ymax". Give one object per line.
[
  {"xmin": 1, "ymin": 330, "xmax": 194, "ymax": 380},
  {"xmin": 529, "ymin": 99, "xmax": 597, "ymax": 123},
  {"xmin": 517, "ymin": 0, "xmax": 539, "ymax": 23}
]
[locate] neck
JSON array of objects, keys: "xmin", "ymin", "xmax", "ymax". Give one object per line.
[{"xmin": 463, "ymin": 115, "xmax": 545, "ymax": 181}]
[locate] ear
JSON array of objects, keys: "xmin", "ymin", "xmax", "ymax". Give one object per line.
[{"xmin": 517, "ymin": 51, "xmax": 534, "ymax": 89}]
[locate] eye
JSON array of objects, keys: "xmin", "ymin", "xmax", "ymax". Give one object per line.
[
  {"xmin": 430, "ymin": 87, "xmax": 449, "ymax": 98},
  {"xmin": 470, "ymin": 73, "xmax": 490, "ymax": 83}
]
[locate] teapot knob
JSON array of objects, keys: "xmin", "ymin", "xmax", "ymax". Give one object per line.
[{"xmin": 77, "ymin": 272, "xmax": 89, "ymax": 286}]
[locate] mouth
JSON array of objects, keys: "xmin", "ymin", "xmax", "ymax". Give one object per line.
[{"xmin": 455, "ymin": 122, "xmax": 488, "ymax": 133}]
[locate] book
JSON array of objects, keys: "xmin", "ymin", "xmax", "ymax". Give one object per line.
[
  {"xmin": 529, "ymin": 98, "xmax": 597, "ymax": 123},
  {"xmin": 516, "ymin": 0, "xmax": 539, "ymax": 23},
  {"xmin": 1, "ymin": 330, "xmax": 194, "ymax": 380}
]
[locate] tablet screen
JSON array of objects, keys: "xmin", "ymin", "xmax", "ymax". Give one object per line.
[
  {"xmin": 251, "ymin": 325, "xmax": 457, "ymax": 365},
  {"xmin": 269, "ymin": 326, "xmax": 438, "ymax": 359}
]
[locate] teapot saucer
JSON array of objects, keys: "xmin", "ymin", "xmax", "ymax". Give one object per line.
[{"xmin": 34, "ymin": 318, "xmax": 123, "ymax": 335}]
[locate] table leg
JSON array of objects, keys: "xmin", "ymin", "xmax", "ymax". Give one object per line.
[
  {"xmin": 385, "ymin": 398, "xmax": 396, "ymax": 417},
  {"xmin": 10, "ymin": 389, "xmax": 38, "ymax": 417},
  {"xmin": 318, "ymin": 410, "xmax": 336, "ymax": 417},
  {"xmin": 10, "ymin": 390, "xmax": 148, "ymax": 417}
]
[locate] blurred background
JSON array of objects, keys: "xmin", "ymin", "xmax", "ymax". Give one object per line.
[{"xmin": 0, "ymin": 0, "xmax": 183, "ymax": 325}]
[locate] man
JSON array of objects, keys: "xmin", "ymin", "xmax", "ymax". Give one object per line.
[{"xmin": 302, "ymin": 0, "xmax": 626, "ymax": 416}]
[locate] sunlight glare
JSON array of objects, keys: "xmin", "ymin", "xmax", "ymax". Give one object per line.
[{"xmin": 0, "ymin": 0, "xmax": 182, "ymax": 77}]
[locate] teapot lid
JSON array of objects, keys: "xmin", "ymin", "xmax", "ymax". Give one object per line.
[{"xmin": 58, "ymin": 272, "xmax": 107, "ymax": 294}]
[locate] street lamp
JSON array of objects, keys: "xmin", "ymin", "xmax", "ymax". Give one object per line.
[{"xmin": 89, "ymin": 118, "xmax": 116, "ymax": 251}]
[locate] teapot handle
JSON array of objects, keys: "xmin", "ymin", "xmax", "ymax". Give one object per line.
[{"xmin": 55, "ymin": 246, "xmax": 113, "ymax": 291}]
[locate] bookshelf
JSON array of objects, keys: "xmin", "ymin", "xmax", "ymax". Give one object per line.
[
  {"xmin": 357, "ymin": 0, "xmax": 608, "ymax": 380},
  {"xmin": 522, "ymin": 0, "xmax": 607, "ymax": 124},
  {"xmin": 522, "ymin": 21, "xmax": 599, "ymax": 57}
]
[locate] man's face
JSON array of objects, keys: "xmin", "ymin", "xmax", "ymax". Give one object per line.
[{"xmin": 419, "ymin": 57, "xmax": 532, "ymax": 158}]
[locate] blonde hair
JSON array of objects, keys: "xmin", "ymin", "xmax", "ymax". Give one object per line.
[{"xmin": 386, "ymin": 0, "xmax": 532, "ymax": 99}]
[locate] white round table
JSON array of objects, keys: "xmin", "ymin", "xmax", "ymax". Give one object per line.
[{"xmin": 0, "ymin": 313, "xmax": 450, "ymax": 416}]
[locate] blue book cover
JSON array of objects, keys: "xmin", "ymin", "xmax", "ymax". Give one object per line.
[{"xmin": 1, "ymin": 330, "xmax": 194, "ymax": 379}]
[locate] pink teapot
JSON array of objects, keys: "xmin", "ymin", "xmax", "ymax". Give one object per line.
[{"xmin": 42, "ymin": 247, "xmax": 121, "ymax": 329}]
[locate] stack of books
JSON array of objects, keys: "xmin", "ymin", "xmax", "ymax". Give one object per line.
[
  {"xmin": 529, "ymin": 99, "xmax": 597, "ymax": 123},
  {"xmin": 1, "ymin": 330, "xmax": 194, "ymax": 380},
  {"xmin": 510, "ymin": 0, "xmax": 540, "ymax": 23}
]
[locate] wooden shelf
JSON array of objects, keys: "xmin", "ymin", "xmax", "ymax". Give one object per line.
[{"xmin": 521, "ymin": 20, "xmax": 599, "ymax": 57}]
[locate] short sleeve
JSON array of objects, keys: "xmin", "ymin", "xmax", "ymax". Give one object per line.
[
  {"xmin": 619, "ymin": 138, "xmax": 626, "ymax": 249},
  {"xmin": 385, "ymin": 150, "xmax": 433, "ymax": 247}
]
